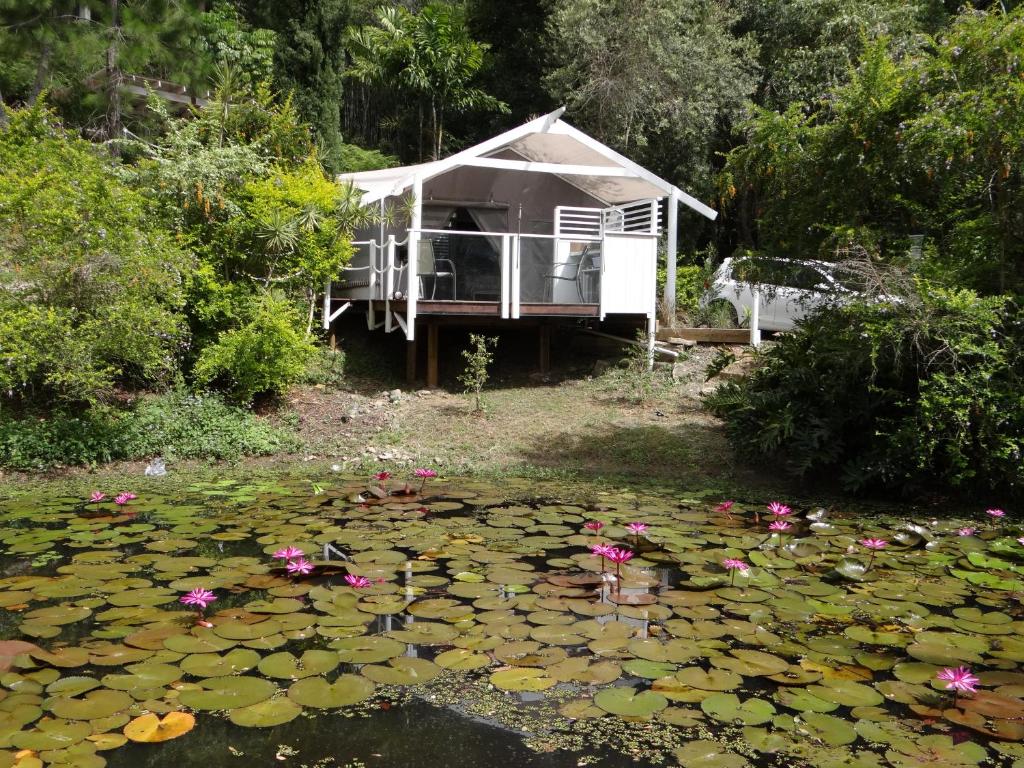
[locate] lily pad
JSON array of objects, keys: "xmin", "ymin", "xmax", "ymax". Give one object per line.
[
  {"xmin": 361, "ymin": 657, "xmax": 441, "ymax": 685},
  {"xmin": 123, "ymin": 712, "xmax": 195, "ymax": 742},
  {"xmin": 673, "ymin": 740, "xmax": 751, "ymax": 768},
  {"xmin": 228, "ymin": 698, "xmax": 303, "ymax": 728},
  {"xmin": 287, "ymin": 675, "xmax": 375, "ymax": 708},
  {"xmin": 177, "ymin": 676, "xmax": 278, "ymax": 711},
  {"xmin": 489, "ymin": 668, "xmax": 556, "ymax": 692},
  {"xmin": 700, "ymin": 693, "xmax": 776, "ymax": 725},
  {"xmin": 593, "ymin": 687, "xmax": 668, "ymax": 719},
  {"xmin": 257, "ymin": 650, "xmax": 339, "ymax": 680}
]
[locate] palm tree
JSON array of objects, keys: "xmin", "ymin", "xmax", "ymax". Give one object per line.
[{"xmin": 346, "ymin": 3, "xmax": 507, "ymax": 160}]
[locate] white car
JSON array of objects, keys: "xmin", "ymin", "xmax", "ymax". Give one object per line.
[{"xmin": 700, "ymin": 257, "xmax": 855, "ymax": 331}]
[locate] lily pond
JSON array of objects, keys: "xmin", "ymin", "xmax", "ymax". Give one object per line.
[{"xmin": 0, "ymin": 474, "xmax": 1021, "ymax": 768}]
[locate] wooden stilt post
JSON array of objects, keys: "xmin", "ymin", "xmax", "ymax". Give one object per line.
[
  {"xmin": 427, "ymin": 323, "xmax": 439, "ymax": 388},
  {"xmin": 406, "ymin": 333, "xmax": 418, "ymax": 385},
  {"xmin": 539, "ymin": 325, "xmax": 551, "ymax": 374}
]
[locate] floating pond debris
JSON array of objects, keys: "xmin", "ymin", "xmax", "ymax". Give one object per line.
[{"xmin": 0, "ymin": 478, "xmax": 1019, "ymax": 768}]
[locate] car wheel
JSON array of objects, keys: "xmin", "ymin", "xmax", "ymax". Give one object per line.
[{"xmin": 706, "ymin": 300, "xmax": 739, "ymax": 328}]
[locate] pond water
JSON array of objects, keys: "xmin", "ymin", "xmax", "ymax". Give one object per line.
[{"xmin": 0, "ymin": 473, "xmax": 1021, "ymax": 768}]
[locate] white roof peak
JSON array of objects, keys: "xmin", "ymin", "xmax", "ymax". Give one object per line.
[{"xmin": 338, "ymin": 108, "xmax": 717, "ymax": 220}]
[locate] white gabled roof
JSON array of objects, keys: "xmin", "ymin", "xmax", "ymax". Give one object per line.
[{"xmin": 339, "ymin": 108, "xmax": 717, "ymax": 220}]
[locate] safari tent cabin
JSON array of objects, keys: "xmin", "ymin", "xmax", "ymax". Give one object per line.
[{"xmin": 324, "ymin": 108, "xmax": 717, "ymax": 384}]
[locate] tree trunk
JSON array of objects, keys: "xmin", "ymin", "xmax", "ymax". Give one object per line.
[
  {"xmin": 430, "ymin": 97, "xmax": 438, "ymax": 160},
  {"xmin": 28, "ymin": 42, "xmax": 52, "ymax": 105},
  {"xmin": 436, "ymin": 105, "xmax": 444, "ymax": 160},
  {"xmin": 105, "ymin": 0, "xmax": 122, "ymax": 153},
  {"xmin": 417, "ymin": 100, "xmax": 424, "ymax": 162}
]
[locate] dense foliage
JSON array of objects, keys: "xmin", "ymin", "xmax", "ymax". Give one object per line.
[
  {"xmin": 0, "ymin": 392, "xmax": 296, "ymax": 470},
  {"xmin": 0, "ymin": 104, "xmax": 188, "ymax": 406},
  {"xmin": 706, "ymin": 287, "xmax": 1024, "ymax": 497},
  {"xmin": 722, "ymin": 7, "xmax": 1024, "ymax": 293}
]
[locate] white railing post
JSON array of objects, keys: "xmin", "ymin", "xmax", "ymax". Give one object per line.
[
  {"xmin": 367, "ymin": 241, "xmax": 378, "ymax": 299},
  {"xmin": 500, "ymin": 234, "xmax": 510, "ymax": 319},
  {"xmin": 646, "ymin": 314, "xmax": 657, "ymax": 371},
  {"xmin": 322, "ymin": 279, "xmax": 331, "ymax": 330},
  {"xmin": 511, "ymin": 235, "xmax": 521, "ymax": 319},
  {"xmin": 384, "ymin": 236, "xmax": 396, "ymax": 333},
  {"xmin": 750, "ymin": 287, "xmax": 762, "ymax": 347},
  {"xmin": 407, "ymin": 179, "xmax": 421, "ymax": 342},
  {"xmin": 366, "ymin": 242, "xmax": 377, "ymax": 330},
  {"xmin": 650, "ymin": 199, "xmax": 658, "ymax": 234},
  {"xmin": 665, "ymin": 190, "xmax": 678, "ymax": 312}
]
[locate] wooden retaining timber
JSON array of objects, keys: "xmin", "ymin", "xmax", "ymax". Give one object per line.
[{"xmin": 656, "ymin": 327, "xmax": 752, "ymax": 344}]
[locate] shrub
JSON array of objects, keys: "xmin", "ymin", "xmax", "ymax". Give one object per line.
[
  {"xmin": 458, "ymin": 334, "xmax": 498, "ymax": 413},
  {"xmin": 121, "ymin": 391, "xmax": 298, "ymax": 460},
  {"xmin": 300, "ymin": 347, "xmax": 347, "ymax": 387},
  {"xmin": 0, "ymin": 392, "xmax": 297, "ymax": 470},
  {"xmin": 705, "ymin": 286, "xmax": 1024, "ymax": 496},
  {"xmin": 0, "ymin": 409, "xmax": 126, "ymax": 470},
  {"xmin": 193, "ymin": 293, "xmax": 315, "ymax": 403}
]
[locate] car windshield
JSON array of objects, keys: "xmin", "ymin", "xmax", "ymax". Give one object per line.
[{"xmin": 730, "ymin": 259, "xmax": 830, "ymax": 291}]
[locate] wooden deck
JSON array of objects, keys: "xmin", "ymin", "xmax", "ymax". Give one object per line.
[{"xmin": 374, "ymin": 300, "xmax": 600, "ymax": 317}]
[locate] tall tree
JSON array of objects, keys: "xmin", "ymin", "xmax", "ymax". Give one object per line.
[
  {"xmin": 544, "ymin": 0, "xmax": 758, "ymax": 213},
  {"xmin": 467, "ymin": 0, "xmax": 553, "ymax": 131},
  {"xmin": 240, "ymin": 0, "xmax": 351, "ymax": 172},
  {"xmin": 0, "ymin": 1, "xmax": 105, "ymax": 108},
  {"xmin": 346, "ymin": 2, "xmax": 507, "ymax": 160},
  {"xmin": 733, "ymin": 0, "xmax": 941, "ymax": 111}
]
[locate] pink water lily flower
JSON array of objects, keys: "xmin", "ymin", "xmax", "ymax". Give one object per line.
[
  {"xmin": 605, "ymin": 547, "xmax": 634, "ymax": 587},
  {"xmin": 625, "ymin": 522, "xmax": 649, "ymax": 535},
  {"xmin": 344, "ymin": 574, "xmax": 372, "ymax": 589},
  {"xmin": 957, "ymin": 527, "xmax": 977, "ymax": 536},
  {"xmin": 768, "ymin": 520, "xmax": 792, "ymax": 532},
  {"xmin": 860, "ymin": 538, "xmax": 887, "ymax": 570},
  {"xmin": 1018, "ymin": 536, "xmax": 1024, "ymax": 546},
  {"xmin": 273, "ymin": 546, "xmax": 304, "ymax": 561},
  {"xmin": 89, "ymin": 492, "xmax": 106, "ymax": 503},
  {"xmin": 767, "ymin": 501, "xmax": 791, "ymax": 517},
  {"xmin": 374, "ymin": 471, "xmax": 392, "ymax": 481},
  {"xmin": 413, "ymin": 468, "xmax": 438, "ymax": 492},
  {"xmin": 583, "ymin": 521, "xmax": 604, "ymax": 533},
  {"xmin": 715, "ymin": 500, "xmax": 735, "ymax": 520},
  {"xmin": 180, "ymin": 589, "xmax": 216, "ymax": 611},
  {"xmin": 286, "ymin": 559, "xmax": 314, "ymax": 576},
  {"xmin": 114, "ymin": 493, "xmax": 133, "ymax": 506},
  {"xmin": 606, "ymin": 547, "xmax": 634, "ymax": 564},
  {"xmin": 986, "ymin": 508, "xmax": 1005, "ymax": 519},
  {"xmin": 937, "ymin": 666, "xmax": 979, "ymax": 706},
  {"xmin": 722, "ymin": 558, "xmax": 749, "ymax": 587}
]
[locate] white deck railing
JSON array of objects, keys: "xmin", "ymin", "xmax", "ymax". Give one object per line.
[
  {"xmin": 326, "ymin": 210, "xmax": 661, "ymax": 339},
  {"xmin": 603, "ymin": 199, "xmax": 660, "ymax": 234},
  {"xmin": 554, "ymin": 206, "xmax": 602, "ymax": 239}
]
